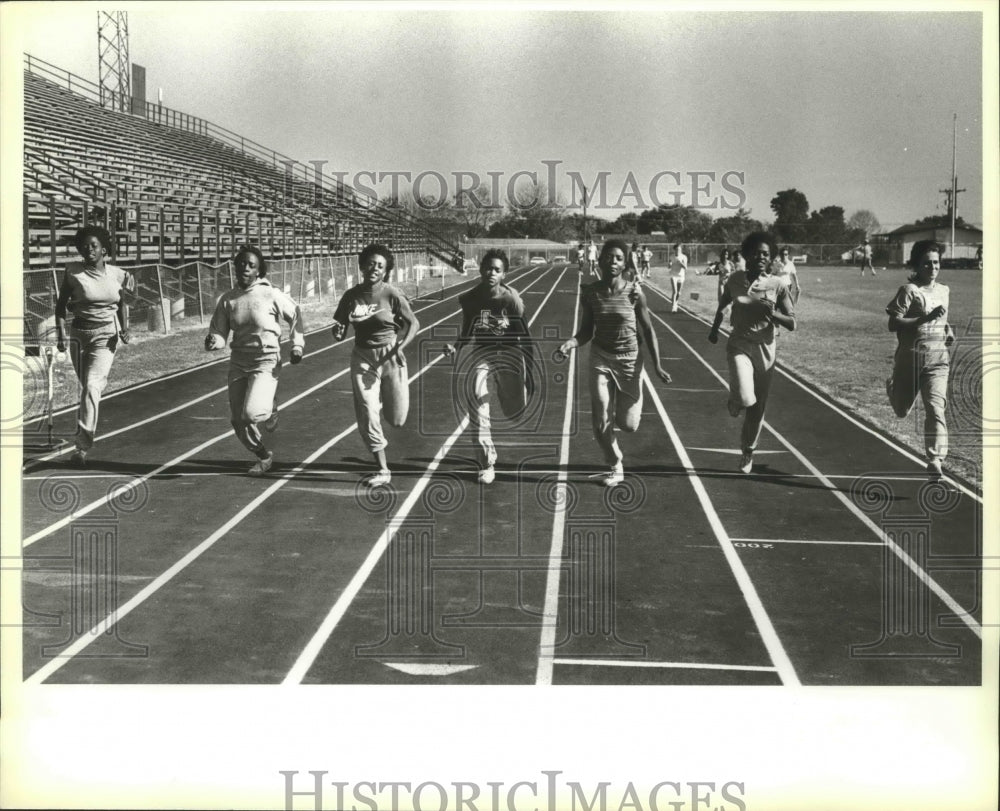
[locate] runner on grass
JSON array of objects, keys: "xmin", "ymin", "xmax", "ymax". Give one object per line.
[
  {"xmin": 708, "ymin": 231, "xmax": 796, "ymax": 474},
  {"xmin": 558, "ymin": 239, "xmax": 672, "ymax": 487},
  {"xmin": 331, "ymin": 243, "xmax": 419, "ymax": 488},
  {"xmin": 444, "ymin": 249, "xmax": 536, "ymax": 484},
  {"xmin": 205, "ymin": 245, "xmax": 304, "ymax": 477}
]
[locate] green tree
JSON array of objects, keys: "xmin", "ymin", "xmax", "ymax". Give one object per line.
[
  {"xmin": 846, "ymin": 209, "xmax": 881, "ymax": 242},
  {"xmin": 706, "ymin": 207, "xmax": 764, "ymax": 244},
  {"xmin": 636, "ymin": 204, "xmax": 713, "ymax": 241},
  {"xmin": 770, "ymin": 189, "xmax": 810, "ymax": 242},
  {"xmin": 806, "ymin": 205, "xmax": 847, "ymax": 244}
]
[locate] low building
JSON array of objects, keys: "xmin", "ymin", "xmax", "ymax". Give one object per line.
[{"xmin": 882, "ymin": 223, "xmax": 982, "ymax": 267}]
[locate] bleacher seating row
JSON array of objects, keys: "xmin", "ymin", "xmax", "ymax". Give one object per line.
[{"xmin": 23, "ymin": 63, "xmax": 460, "ymax": 270}]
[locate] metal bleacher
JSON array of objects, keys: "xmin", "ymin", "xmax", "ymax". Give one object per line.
[{"xmin": 22, "ymin": 55, "xmax": 461, "ymax": 272}]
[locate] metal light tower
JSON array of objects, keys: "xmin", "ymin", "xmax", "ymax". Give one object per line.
[{"xmin": 97, "ymin": 11, "xmax": 130, "ymax": 112}]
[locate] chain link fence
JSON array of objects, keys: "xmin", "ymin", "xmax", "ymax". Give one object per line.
[{"xmin": 23, "ymin": 251, "xmax": 466, "ymax": 344}]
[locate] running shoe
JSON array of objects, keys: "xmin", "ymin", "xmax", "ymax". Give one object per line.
[
  {"xmin": 927, "ymin": 460, "xmax": 943, "ymax": 481},
  {"xmin": 367, "ymin": 469, "xmax": 392, "ymax": 487},
  {"xmin": 604, "ymin": 464, "xmax": 625, "ymax": 487},
  {"xmin": 738, "ymin": 452, "xmax": 753, "ymax": 474},
  {"xmin": 478, "ymin": 466, "xmax": 496, "ymax": 485},
  {"xmin": 264, "ymin": 409, "xmax": 279, "ymax": 432},
  {"xmin": 248, "ymin": 452, "xmax": 273, "ymax": 477},
  {"xmin": 70, "ymin": 449, "xmax": 87, "ymax": 467}
]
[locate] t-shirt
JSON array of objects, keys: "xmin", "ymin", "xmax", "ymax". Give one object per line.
[
  {"xmin": 885, "ymin": 282, "xmax": 951, "ymax": 352},
  {"xmin": 209, "ymin": 278, "xmax": 304, "ymax": 355},
  {"xmin": 583, "ymin": 280, "xmax": 641, "ymax": 355},
  {"xmin": 670, "ymin": 253, "xmax": 688, "ymax": 275},
  {"xmin": 723, "ymin": 270, "xmax": 793, "ymax": 345},
  {"xmin": 62, "ymin": 263, "xmax": 135, "ymax": 324},
  {"xmin": 587, "ymin": 245, "xmax": 598, "ymax": 260},
  {"xmin": 862, "ymin": 244, "xmax": 873, "ymax": 259},
  {"xmin": 333, "ymin": 283, "xmax": 410, "ymax": 348},
  {"xmin": 458, "ymin": 284, "xmax": 528, "ymax": 349},
  {"xmin": 642, "ymin": 250, "xmax": 652, "ymax": 263}
]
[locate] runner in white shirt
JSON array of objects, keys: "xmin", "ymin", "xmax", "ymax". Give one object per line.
[
  {"xmin": 668, "ymin": 243, "xmax": 688, "ymax": 313},
  {"xmin": 771, "ymin": 246, "xmax": 801, "ymax": 304}
]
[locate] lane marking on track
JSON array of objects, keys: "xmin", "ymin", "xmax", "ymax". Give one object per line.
[
  {"xmin": 643, "ymin": 281, "xmax": 982, "ymax": 503},
  {"xmin": 24, "ymin": 333, "xmax": 480, "ymax": 683},
  {"xmin": 641, "ymin": 368, "xmax": 801, "ymax": 686},
  {"xmin": 23, "ymin": 266, "xmax": 546, "ymax": 466},
  {"xmin": 647, "ymin": 306, "xmax": 984, "ymax": 640},
  {"xmin": 284, "ymin": 266, "xmax": 572, "ymax": 684},
  {"xmin": 24, "ymin": 422, "xmax": 358, "ymax": 686},
  {"xmin": 553, "ymin": 658, "xmax": 779, "ymax": 672},
  {"xmin": 23, "ymin": 271, "xmax": 556, "ymax": 547},
  {"xmin": 535, "ymin": 279, "xmax": 581, "ymax": 686},
  {"xmin": 282, "ymin": 415, "xmax": 471, "ymax": 685},
  {"xmin": 730, "ymin": 538, "xmax": 884, "ymax": 547}
]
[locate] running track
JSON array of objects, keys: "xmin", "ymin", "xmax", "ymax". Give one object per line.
[{"xmin": 19, "ymin": 262, "xmax": 983, "ymax": 685}]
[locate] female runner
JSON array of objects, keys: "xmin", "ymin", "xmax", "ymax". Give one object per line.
[
  {"xmin": 54, "ymin": 225, "xmax": 135, "ymax": 466},
  {"xmin": 205, "ymin": 245, "xmax": 304, "ymax": 476},
  {"xmin": 558, "ymin": 239, "xmax": 672, "ymax": 486},
  {"xmin": 331, "ymin": 243, "xmax": 419, "ymax": 487}
]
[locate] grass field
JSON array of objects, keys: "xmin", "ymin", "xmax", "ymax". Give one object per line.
[
  {"xmin": 651, "ymin": 262, "xmax": 984, "ymax": 487},
  {"xmin": 24, "ymin": 261, "xmax": 985, "ymax": 488}
]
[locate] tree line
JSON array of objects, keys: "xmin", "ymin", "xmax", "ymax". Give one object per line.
[{"xmin": 396, "ymin": 182, "xmax": 892, "ymax": 245}]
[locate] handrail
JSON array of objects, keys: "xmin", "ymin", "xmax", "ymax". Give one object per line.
[{"xmin": 24, "ymin": 53, "xmax": 460, "ymax": 261}]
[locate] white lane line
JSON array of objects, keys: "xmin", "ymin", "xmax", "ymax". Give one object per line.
[
  {"xmin": 730, "ymin": 538, "xmax": 885, "ymax": 547},
  {"xmin": 535, "ymin": 279, "xmax": 581, "ymax": 686},
  {"xmin": 282, "ymin": 415, "xmax": 471, "ymax": 685},
  {"xmin": 647, "ymin": 307, "xmax": 983, "ymax": 640},
  {"xmin": 641, "ymin": 368, "xmax": 801, "ymax": 686},
  {"xmin": 24, "ymin": 422, "xmax": 358, "ymax": 685},
  {"xmin": 553, "ymin": 658, "xmax": 778, "ymax": 673},
  {"xmin": 644, "ymin": 282, "xmax": 981, "ymax": 503},
  {"xmin": 23, "ymin": 271, "xmax": 556, "ymax": 547},
  {"xmin": 282, "ymin": 266, "xmax": 572, "ymax": 684},
  {"xmin": 25, "ymin": 347, "xmax": 463, "ymax": 683},
  {"xmin": 23, "ymin": 267, "xmax": 547, "ymax": 464}
]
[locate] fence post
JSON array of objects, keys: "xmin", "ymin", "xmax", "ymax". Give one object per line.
[
  {"xmin": 136, "ymin": 204, "xmax": 143, "ymax": 264},
  {"xmin": 48, "ymin": 195, "xmax": 56, "ymax": 267},
  {"xmin": 197, "ymin": 262, "xmax": 205, "ymax": 324},
  {"xmin": 198, "ymin": 209, "xmax": 204, "ymax": 261},
  {"xmin": 178, "ymin": 206, "xmax": 185, "ymax": 262},
  {"xmin": 156, "ymin": 265, "xmax": 169, "ymax": 334},
  {"xmin": 158, "ymin": 207, "xmax": 165, "ymax": 264}
]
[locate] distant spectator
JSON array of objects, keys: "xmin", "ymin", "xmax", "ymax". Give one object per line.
[
  {"xmin": 641, "ymin": 245, "xmax": 652, "ymax": 279},
  {"xmin": 587, "ymin": 240, "xmax": 599, "ymax": 277},
  {"xmin": 771, "ymin": 246, "xmax": 801, "ymax": 304},
  {"xmin": 714, "ymin": 248, "xmax": 735, "ymax": 303},
  {"xmin": 627, "ymin": 242, "xmax": 641, "ymax": 282},
  {"xmin": 858, "ymin": 238, "xmax": 876, "ymax": 277},
  {"xmin": 976, "ymin": 244, "xmax": 983, "ymax": 271},
  {"xmin": 668, "ymin": 243, "xmax": 688, "ymax": 313}
]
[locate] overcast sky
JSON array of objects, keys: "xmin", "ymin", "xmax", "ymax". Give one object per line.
[{"xmin": 6, "ymin": 2, "xmax": 989, "ymax": 230}]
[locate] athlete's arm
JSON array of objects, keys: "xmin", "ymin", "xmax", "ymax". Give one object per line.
[
  {"xmin": 636, "ymin": 291, "xmax": 671, "ymax": 383},
  {"xmin": 558, "ymin": 292, "xmax": 594, "ymax": 356},
  {"xmin": 708, "ymin": 288, "xmax": 733, "ymax": 343},
  {"xmin": 389, "ymin": 294, "xmax": 419, "ymax": 365},
  {"xmin": 54, "ymin": 271, "xmax": 72, "ymax": 352}
]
